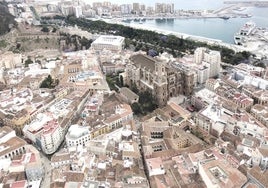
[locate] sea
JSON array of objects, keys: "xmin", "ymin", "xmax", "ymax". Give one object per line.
[
  {"xmin": 84, "ymin": 0, "xmax": 268, "ymax": 44},
  {"xmin": 132, "ymin": 7, "xmax": 268, "ymax": 43}
]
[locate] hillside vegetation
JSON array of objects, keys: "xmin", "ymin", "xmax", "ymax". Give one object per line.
[
  {"xmin": 0, "ymin": 2, "xmax": 15, "ymax": 35},
  {"xmin": 65, "ymin": 16, "xmax": 252, "ymax": 65}
]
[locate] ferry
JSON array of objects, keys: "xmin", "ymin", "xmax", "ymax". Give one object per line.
[{"xmin": 234, "ymin": 21, "xmax": 256, "ymax": 45}]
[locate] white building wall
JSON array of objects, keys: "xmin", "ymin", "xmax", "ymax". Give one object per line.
[
  {"xmin": 91, "ymin": 36, "xmax": 125, "ymax": 52},
  {"xmin": 74, "ymin": 6, "xmax": 83, "ymax": 18},
  {"xmin": 237, "ymin": 121, "xmax": 265, "ymax": 139},
  {"xmin": 66, "ymin": 134, "xmax": 91, "ymax": 147},
  {"xmin": 198, "ymin": 163, "xmax": 218, "ymax": 188},
  {"xmin": 197, "ymin": 66, "xmax": 210, "ymax": 84},
  {"xmin": 148, "ymin": 167, "xmax": 165, "ymax": 176},
  {"xmin": 0, "ymin": 130, "xmax": 16, "ymax": 144},
  {"xmin": 208, "ymin": 61, "xmax": 220, "ymax": 78},
  {"xmin": 120, "ymin": 4, "xmax": 132, "ymax": 14},
  {"xmin": 260, "ymin": 156, "xmax": 268, "ymax": 168},
  {"xmin": 41, "ymin": 126, "xmax": 62, "ymax": 154},
  {"xmin": 194, "ymin": 48, "xmax": 205, "ymax": 64}
]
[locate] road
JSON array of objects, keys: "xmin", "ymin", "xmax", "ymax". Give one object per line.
[{"xmin": 39, "ymin": 152, "xmax": 52, "ymax": 188}]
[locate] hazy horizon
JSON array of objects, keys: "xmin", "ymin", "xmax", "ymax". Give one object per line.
[{"xmin": 35, "ymin": 0, "xmax": 226, "ymax": 10}]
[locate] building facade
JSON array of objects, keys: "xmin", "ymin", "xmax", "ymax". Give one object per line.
[
  {"xmin": 40, "ymin": 120, "xmax": 63, "ymax": 154},
  {"xmin": 125, "ymin": 53, "xmax": 193, "ymax": 107},
  {"xmin": 194, "ymin": 47, "xmax": 221, "ymax": 78},
  {"xmin": 91, "ymin": 35, "xmax": 125, "ymax": 52},
  {"xmin": 66, "ymin": 124, "xmax": 91, "ymax": 148}
]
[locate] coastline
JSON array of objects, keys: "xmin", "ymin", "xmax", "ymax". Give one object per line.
[{"xmin": 100, "ymin": 18, "xmax": 246, "ymax": 53}]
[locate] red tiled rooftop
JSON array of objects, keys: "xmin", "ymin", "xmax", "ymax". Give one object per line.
[
  {"xmin": 87, "ymin": 105, "xmax": 97, "ymax": 111},
  {"xmin": 29, "ymin": 153, "xmax": 36, "ymax": 163},
  {"xmin": 11, "ymin": 152, "xmax": 36, "ymax": 166},
  {"xmin": 43, "ymin": 120, "xmax": 59, "ymax": 135},
  {"xmin": 10, "ymin": 180, "xmax": 27, "ymax": 188},
  {"xmin": 146, "ymin": 157, "xmax": 163, "ymax": 170},
  {"xmin": 245, "ymin": 183, "xmax": 259, "ymax": 188}
]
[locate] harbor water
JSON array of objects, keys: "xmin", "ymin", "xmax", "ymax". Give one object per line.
[
  {"xmin": 129, "ymin": 7, "xmax": 268, "ymax": 44},
  {"xmin": 83, "ymin": 0, "xmax": 268, "ymax": 44}
]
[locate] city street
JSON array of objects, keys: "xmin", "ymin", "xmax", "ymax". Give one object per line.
[{"xmin": 39, "ymin": 152, "xmax": 52, "ymax": 188}]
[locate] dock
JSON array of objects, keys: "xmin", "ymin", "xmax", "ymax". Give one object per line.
[{"xmin": 224, "ymin": 1, "xmax": 268, "ymax": 7}]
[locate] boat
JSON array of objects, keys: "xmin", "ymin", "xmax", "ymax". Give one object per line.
[
  {"xmin": 241, "ymin": 14, "xmax": 252, "ymax": 18},
  {"xmin": 122, "ymin": 18, "xmax": 132, "ymax": 23},
  {"xmin": 139, "ymin": 18, "xmax": 146, "ymax": 24},
  {"xmin": 133, "ymin": 18, "xmax": 140, "ymax": 22},
  {"xmin": 234, "ymin": 7, "xmax": 246, "ymax": 11},
  {"xmin": 220, "ymin": 16, "xmax": 230, "ymax": 20},
  {"xmin": 155, "ymin": 18, "xmax": 166, "ymax": 23},
  {"xmin": 234, "ymin": 21, "xmax": 256, "ymax": 45}
]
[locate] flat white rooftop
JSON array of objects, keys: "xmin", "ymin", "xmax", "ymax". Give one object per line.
[{"xmin": 92, "ymin": 35, "xmax": 125, "ymax": 46}]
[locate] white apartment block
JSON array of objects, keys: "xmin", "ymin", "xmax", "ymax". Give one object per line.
[
  {"xmin": 40, "ymin": 120, "xmax": 63, "ymax": 154},
  {"xmin": 204, "ymin": 51, "xmax": 221, "ymax": 78},
  {"xmin": 155, "ymin": 3, "xmax": 174, "ymax": 14},
  {"xmin": 74, "ymin": 6, "xmax": 83, "ymax": 18},
  {"xmin": 66, "ymin": 124, "xmax": 91, "ymax": 148},
  {"xmin": 120, "ymin": 4, "xmax": 132, "ymax": 14},
  {"xmin": 197, "ymin": 64, "xmax": 210, "ymax": 84},
  {"xmin": 23, "ymin": 113, "xmax": 64, "ymax": 155},
  {"xmin": 194, "ymin": 47, "xmax": 206, "ymax": 64},
  {"xmin": 250, "ymin": 141, "xmax": 268, "ymax": 169},
  {"xmin": 236, "ymin": 121, "xmax": 267, "ymax": 139},
  {"xmin": 91, "ymin": 35, "xmax": 125, "ymax": 52},
  {"xmin": 235, "ymin": 70, "xmax": 268, "ymax": 90},
  {"xmin": 194, "ymin": 48, "xmax": 221, "ymax": 78},
  {"xmin": 61, "ymin": 5, "xmax": 74, "ymax": 16}
]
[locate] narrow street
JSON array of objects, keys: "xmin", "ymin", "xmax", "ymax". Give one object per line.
[{"xmin": 39, "ymin": 152, "xmax": 52, "ymax": 188}]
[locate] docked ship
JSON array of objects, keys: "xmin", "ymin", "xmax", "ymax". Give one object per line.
[
  {"xmin": 234, "ymin": 21, "xmax": 256, "ymax": 45},
  {"xmin": 220, "ymin": 15, "xmax": 230, "ymax": 20}
]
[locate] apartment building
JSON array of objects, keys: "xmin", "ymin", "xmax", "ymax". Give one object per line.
[{"xmin": 194, "ymin": 47, "xmax": 221, "ymax": 78}]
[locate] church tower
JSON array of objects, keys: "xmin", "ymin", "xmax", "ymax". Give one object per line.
[{"xmin": 154, "ymin": 61, "xmax": 168, "ymax": 107}]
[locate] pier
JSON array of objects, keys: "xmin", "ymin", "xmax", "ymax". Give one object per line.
[{"xmin": 224, "ymin": 1, "xmax": 268, "ymax": 7}]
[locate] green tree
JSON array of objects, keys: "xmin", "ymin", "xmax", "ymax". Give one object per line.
[
  {"xmin": 139, "ymin": 90, "xmax": 158, "ymax": 113},
  {"xmin": 254, "ymin": 61, "xmax": 266, "ymax": 68},
  {"xmin": 24, "ymin": 58, "xmax": 33, "ymax": 67},
  {"xmin": 131, "ymin": 102, "xmax": 142, "ymax": 114},
  {"xmin": 241, "ymin": 51, "xmax": 251, "ymax": 59},
  {"xmin": 41, "ymin": 26, "xmax": 49, "ymax": 32},
  {"xmin": 119, "ymin": 75, "xmax": 124, "ymax": 87},
  {"xmin": 129, "ymin": 89, "xmax": 158, "ymax": 115},
  {"xmin": 131, "ymin": 83, "xmax": 139, "ymax": 94},
  {"xmin": 40, "ymin": 75, "xmax": 56, "ymax": 89},
  {"xmin": 191, "ymin": 128, "xmax": 204, "ymax": 141},
  {"xmin": 106, "ymin": 75, "xmax": 118, "ymax": 91},
  {"xmin": 61, "ymin": 15, "xmax": 256, "ymax": 65}
]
